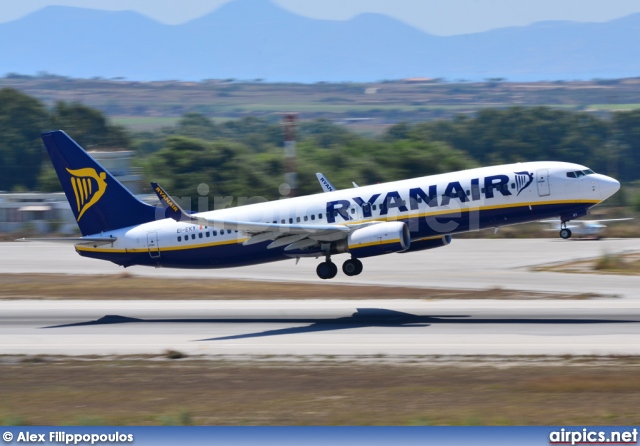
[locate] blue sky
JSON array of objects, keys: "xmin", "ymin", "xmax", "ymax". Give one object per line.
[{"xmin": 1, "ymin": 0, "xmax": 640, "ymax": 35}]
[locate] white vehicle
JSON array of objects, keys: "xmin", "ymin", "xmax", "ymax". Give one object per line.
[
  {"xmin": 27, "ymin": 131, "xmax": 621, "ymax": 280},
  {"xmin": 540, "ymin": 218, "xmax": 633, "ymax": 239}
]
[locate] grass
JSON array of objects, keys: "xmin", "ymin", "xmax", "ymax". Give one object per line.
[
  {"xmin": 110, "ymin": 116, "xmax": 180, "ymax": 130},
  {"xmin": 0, "ymin": 273, "xmax": 613, "ymax": 300},
  {"xmin": 2, "ymin": 357, "xmax": 640, "ymax": 425},
  {"xmin": 535, "ymin": 251, "xmax": 640, "ymax": 275}
]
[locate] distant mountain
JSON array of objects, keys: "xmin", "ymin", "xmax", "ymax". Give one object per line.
[{"xmin": 1, "ymin": 0, "xmax": 640, "ymax": 82}]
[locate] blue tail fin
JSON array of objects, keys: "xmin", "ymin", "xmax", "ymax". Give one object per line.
[{"xmin": 42, "ymin": 130, "xmax": 157, "ymax": 236}]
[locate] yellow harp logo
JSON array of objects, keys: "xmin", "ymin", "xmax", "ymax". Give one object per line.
[{"xmin": 66, "ymin": 167, "xmax": 108, "ymax": 221}]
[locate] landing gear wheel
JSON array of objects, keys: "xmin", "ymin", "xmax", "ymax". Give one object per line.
[
  {"xmin": 559, "ymin": 228, "xmax": 572, "ymax": 239},
  {"xmin": 342, "ymin": 258, "xmax": 363, "ymax": 276},
  {"xmin": 316, "ymin": 261, "xmax": 338, "ymax": 280}
]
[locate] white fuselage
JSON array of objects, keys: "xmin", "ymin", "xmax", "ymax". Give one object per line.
[{"xmin": 75, "ymin": 161, "xmax": 619, "ymax": 268}]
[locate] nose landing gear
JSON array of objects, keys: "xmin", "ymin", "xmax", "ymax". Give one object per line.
[{"xmin": 559, "ymin": 227, "xmax": 572, "ymax": 239}]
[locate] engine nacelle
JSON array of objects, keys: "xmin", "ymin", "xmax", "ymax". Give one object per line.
[
  {"xmin": 399, "ymin": 235, "xmax": 452, "ymax": 253},
  {"xmin": 343, "ymin": 222, "xmax": 410, "ymax": 258}
]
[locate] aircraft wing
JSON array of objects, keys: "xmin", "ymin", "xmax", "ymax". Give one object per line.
[
  {"xmin": 151, "ymin": 183, "xmax": 353, "ymax": 249},
  {"xmin": 16, "ymin": 236, "xmax": 117, "ymax": 246}
]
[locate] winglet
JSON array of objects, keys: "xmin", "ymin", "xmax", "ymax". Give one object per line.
[
  {"xmin": 151, "ymin": 182, "xmax": 195, "ymax": 223},
  {"xmin": 315, "ymin": 173, "xmax": 336, "ymax": 192}
]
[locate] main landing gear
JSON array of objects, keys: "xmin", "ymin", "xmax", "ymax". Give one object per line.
[
  {"xmin": 316, "ymin": 257, "xmax": 363, "ymax": 279},
  {"xmin": 316, "ymin": 260, "xmax": 338, "ymax": 280},
  {"xmin": 342, "ymin": 258, "xmax": 363, "ymax": 276}
]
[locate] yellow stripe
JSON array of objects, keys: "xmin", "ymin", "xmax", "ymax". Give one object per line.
[
  {"xmin": 88, "ymin": 178, "xmax": 92, "ymax": 195},
  {"xmin": 349, "ymin": 238, "xmax": 401, "ymax": 249},
  {"xmin": 344, "ymin": 199, "xmax": 600, "ymax": 227},
  {"xmin": 70, "ymin": 178, "xmax": 81, "ymax": 211},
  {"xmin": 76, "ymin": 238, "xmax": 250, "ymax": 253},
  {"xmin": 82, "ymin": 178, "xmax": 89, "ymax": 202},
  {"xmin": 413, "ymin": 235, "xmax": 448, "ymax": 242}
]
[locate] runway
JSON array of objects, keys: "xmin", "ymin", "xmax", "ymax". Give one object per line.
[
  {"xmin": 2, "ymin": 299, "xmax": 640, "ymax": 356},
  {"xmin": 2, "ymin": 238, "xmax": 640, "ymax": 357},
  {"xmin": 3, "ymin": 238, "xmax": 640, "ymax": 297}
]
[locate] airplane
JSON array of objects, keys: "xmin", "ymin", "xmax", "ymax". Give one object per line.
[
  {"xmin": 539, "ymin": 218, "xmax": 633, "ymax": 239},
  {"xmin": 23, "ymin": 130, "xmax": 621, "ymax": 280}
]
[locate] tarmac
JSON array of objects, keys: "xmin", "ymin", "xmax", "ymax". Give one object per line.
[{"xmin": 1, "ymin": 238, "xmax": 639, "ymax": 357}]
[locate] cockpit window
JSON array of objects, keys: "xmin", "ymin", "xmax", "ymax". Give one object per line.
[{"xmin": 567, "ymin": 169, "xmax": 595, "ymax": 178}]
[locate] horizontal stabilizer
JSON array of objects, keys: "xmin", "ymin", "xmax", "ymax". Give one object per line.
[{"xmin": 16, "ymin": 236, "xmax": 117, "ymax": 246}]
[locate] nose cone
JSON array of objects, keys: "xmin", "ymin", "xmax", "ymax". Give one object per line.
[{"xmin": 598, "ymin": 175, "xmax": 621, "ymax": 200}]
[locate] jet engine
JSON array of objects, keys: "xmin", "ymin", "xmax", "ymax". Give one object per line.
[{"xmin": 339, "ymin": 222, "xmax": 410, "ymax": 258}]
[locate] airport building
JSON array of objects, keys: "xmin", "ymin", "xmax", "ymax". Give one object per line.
[{"xmin": 0, "ymin": 150, "xmax": 155, "ymax": 234}]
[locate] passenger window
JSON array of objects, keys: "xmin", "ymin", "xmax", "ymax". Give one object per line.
[
  {"xmin": 178, "ymin": 236, "xmax": 182, "ymax": 242},
  {"xmin": 319, "ymin": 214, "xmax": 323, "ymax": 219},
  {"xmin": 227, "ymin": 230, "xmax": 232, "ymax": 234},
  {"xmin": 372, "ymin": 204, "xmax": 377, "ymax": 210},
  {"xmin": 511, "ymin": 183, "xmax": 515, "ymax": 189},
  {"xmin": 206, "ymin": 232, "xmax": 210, "ymax": 237},
  {"xmin": 350, "ymin": 208, "xmax": 355, "ymax": 214},
  {"xmin": 199, "ymin": 233, "xmax": 203, "ymax": 239},
  {"xmin": 296, "ymin": 217, "xmax": 301, "ymax": 222},
  {"xmin": 333, "ymin": 211, "xmax": 338, "ymax": 217},
  {"xmin": 304, "ymin": 216, "xmax": 308, "ymax": 221},
  {"xmin": 191, "ymin": 234, "xmax": 195, "ymax": 240},
  {"xmin": 289, "ymin": 218, "xmax": 293, "ymax": 224},
  {"xmin": 281, "ymin": 219, "xmax": 285, "ymax": 224},
  {"xmin": 213, "ymin": 230, "xmax": 217, "ymax": 236},
  {"xmin": 311, "ymin": 215, "xmax": 315, "ymax": 220}
]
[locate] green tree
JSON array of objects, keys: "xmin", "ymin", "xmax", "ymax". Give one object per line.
[
  {"xmin": 397, "ymin": 107, "xmax": 610, "ymax": 172},
  {"xmin": 611, "ymin": 110, "xmax": 640, "ymax": 182},
  {"xmin": 144, "ymin": 136, "xmax": 282, "ymax": 209},
  {"xmin": 0, "ymin": 88, "xmax": 49, "ymax": 191},
  {"xmin": 51, "ymin": 101, "xmax": 130, "ymax": 149}
]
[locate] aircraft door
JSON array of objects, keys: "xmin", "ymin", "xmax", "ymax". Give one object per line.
[
  {"xmin": 536, "ymin": 169, "xmax": 550, "ymax": 196},
  {"xmin": 147, "ymin": 232, "xmax": 160, "ymax": 258}
]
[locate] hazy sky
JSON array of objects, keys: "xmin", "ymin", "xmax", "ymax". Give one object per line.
[{"xmin": 1, "ymin": 0, "xmax": 640, "ymax": 35}]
